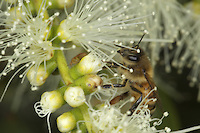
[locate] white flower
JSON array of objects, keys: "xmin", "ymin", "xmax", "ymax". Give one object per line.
[
  {"xmin": 87, "ymin": 89, "xmax": 170, "ymax": 133},
  {"xmin": 0, "ymin": 0, "xmax": 60, "ymax": 101},
  {"xmin": 57, "ymin": 0, "xmax": 147, "ymax": 62},
  {"xmin": 84, "ymin": 76, "xmax": 200, "ymax": 133}
]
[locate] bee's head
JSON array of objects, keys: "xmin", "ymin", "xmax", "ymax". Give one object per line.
[
  {"xmin": 117, "ymin": 48, "xmax": 143, "ymax": 63},
  {"xmin": 117, "ymin": 33, "xmax": 146, "ymax": 63},
  {"xmin": 117, "ymin": 47, "xmax": 152, "ymax": 75},
  {"xmin": 116, "ymin": 33, "xmax": 152, "ymax": 75}
]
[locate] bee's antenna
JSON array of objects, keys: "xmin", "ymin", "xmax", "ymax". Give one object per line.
[{"xmin": 134, "ymin": 33, "xmax": 146, "ymax": 49}]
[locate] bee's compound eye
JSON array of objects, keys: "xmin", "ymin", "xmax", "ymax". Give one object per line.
[{"xmin": 128, "ymin": 55, "xmax": 139, "ymax": 62}]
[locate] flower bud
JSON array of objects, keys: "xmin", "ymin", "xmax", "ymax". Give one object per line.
[
  {"xmin": 70, "ymin": 53, "xmax": 102, "ymax": 79},
  {"xmin": 57, "ymin": 19, "xmax": 72, "ymax": 42},
  {"xmin": 74, "ymin": 74, "xmax": 103, "ymax": 95},
  {"xmin": 40, "ymin": 90, "xmax": 65, "ymax": 113},
  {"xmin": 57, "ymin": 112, "xmax": 76, "ymax": 132},
  {"xmin": 78, "ymin": 53, "xmax": 102, "ymax": 74},
  {"xmin": 64, "ymin": 86, "xmax": 86, "ymax": 107},
  {"xmin": 27, "ymin": 66, "xmax": 49, "ymax": 86},
  {"xmin": 26, "ymin": 59, "xmax": 57, "ymax": 86}
]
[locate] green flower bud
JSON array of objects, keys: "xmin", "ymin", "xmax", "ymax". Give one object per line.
[{"xmin": 74, "ymin": 74, "xmax": 102, "ymax": 95}]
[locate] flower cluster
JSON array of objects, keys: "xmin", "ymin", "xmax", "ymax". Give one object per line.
[
  {"xmin": 0, "ymin": 0, "xmax": 60, "ymax": 101},
  {"xmin": 86, "ymin": 87, "xmax": 171, "ymax": 133},
  {"xmin": 34, "ymin": 52, "xmax": 103, "ymax": 132},
  {"xmin": 0, "ymin": 0, "xmax": 147, "ymax": 101}
]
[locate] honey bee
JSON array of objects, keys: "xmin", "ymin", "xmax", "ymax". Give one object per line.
[{"xmin": 103, "ymin": 34, "xmax": 158, "ymax": 115}]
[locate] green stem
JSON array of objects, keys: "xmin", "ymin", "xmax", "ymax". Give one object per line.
[
  {"xmin": 44, "ymin": 58, "xmax": 57, "ymax": 75},
  {"xmin": 69, "ymin": 64, "xmax": 83, "ymax": 80},
  {"xmin": 79, "ymin": 104, "xmax": 92, "ymax": 133},
  {"xmin": 56, "ymin": 49, "xmax": 74, "ymax": 85},
  {"xmin": 71, "ymin": 108, "xmax": 87, "ymax": 133},
  {"xmin": 57, "ymin": 85, "xmax": 67, "ymax": 95}
]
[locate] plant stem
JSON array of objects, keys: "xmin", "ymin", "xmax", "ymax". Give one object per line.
[
  {"xmin": 79, "ymin": 104, "xmax": 92, "ymax": 133},
  {"xmin": 56, "ymin": 49, "xmax": 73, "ymax": 86}
]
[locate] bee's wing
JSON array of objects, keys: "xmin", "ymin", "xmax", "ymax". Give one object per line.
[{"xmin": 145, "ymin": 73, "xmax": 163, "ymax": 113}]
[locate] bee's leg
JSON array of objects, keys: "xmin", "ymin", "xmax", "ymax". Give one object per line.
[
  {"xmin": 128, "ymin": 86, "xmax": 143, "ymax": 116},
  {"xmin": 102, "ymin": 79, "xmax": 128, "ymax": 105},
  {"xmin": 103, "ymin": 61, "xmax": 121, "ymax": 68},
  {"xmin": 102, "ymin": 79, "xmax": 128, "ymax": 89},
  {"xmin": 110, "ymin": 91, "xmax": 129, "ymax": 105},
  {"xmin": 128, "ymin": 95, "xmax": 143, "ymax": 116}
]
